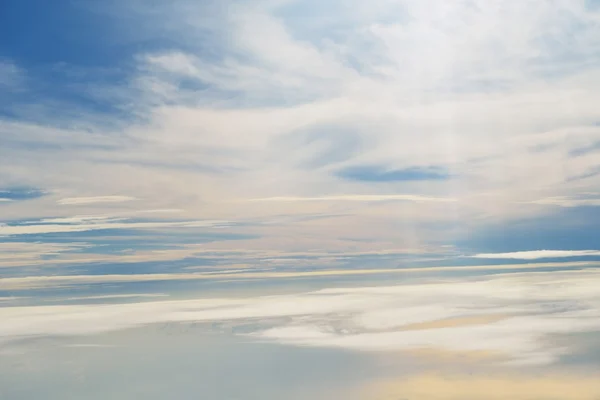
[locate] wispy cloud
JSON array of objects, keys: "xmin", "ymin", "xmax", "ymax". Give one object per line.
[
  {"xmin": 58, "ymin": 196, "xmax": 136, "ymax": 205},
  {"xmin": 472, "ymin": 250, "xmax": 600, "ymax": 260},
  {"xmin": 0, "ymin": 261, "xmax": 594, "ymax": 290},
  {"xmin": 245, "ymin": 194, "xmax": 456, "ymax": 203},
  {"xmin": 0, "ymin": 216, "xmax": 230, "ymax": 236},
  {"xmin": 526, "ymin": 196, "xmax": 600, "ymax": 207},
  {"xmin": 0, "ymin": 242, "xmax": 445, "ymax": 269},
  {"xmin": 0, "ymin": 242, "xmax": 92, "ymax": 268}
]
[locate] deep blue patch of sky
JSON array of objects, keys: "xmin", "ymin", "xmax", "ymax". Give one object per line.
[
  {"xmin": 0, "ymin": 0, "xmax": 193, "ymax": 123},
  {"xmin": 455, "ymin": 205, "xmax": 600, "ymax": 253},
  {"xmin": 0, "ymin": 186, "xmax": 47, "ymax": 201}
]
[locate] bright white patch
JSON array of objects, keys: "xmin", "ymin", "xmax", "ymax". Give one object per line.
[
  {"xmin": 528, "ymin": 197, "xmax": 600, "ymax": 207},
  {"xmin": 472, "ymin": 250, "xmax": 600, "ymax": 260},
  {"xmin": 1, "ymin": 270, "xmax": 600, "ymax": 365},
  {"xmin": 38, "ymin": 215, "xmax": 124, "ymax": 224},
  {"xmin": 58, "ymin": 196, "xmax": 136, "ymax": 205}
]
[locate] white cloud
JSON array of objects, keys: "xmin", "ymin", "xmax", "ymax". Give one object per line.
[
  {"xmin": 1, "ymin": 269, "xmax": 600, "ymax": 365},
  {"xmin": 526, "ymin": 196, "xmax": 600, "ymax": 207},
  {"xmin": 38, "ymin": 215, "xmax": 125, "ymax": 224},
  {"xmin": 245, "ymin": 194, "xmax": 457, "ymax": 203},
  {"xmin": 135, "ymin": 209, "xmax": 183, "ymax": 214},
  {"xmin": 58, "ymin": 196, "xmax": 137, "ymax": 205},
  {"xmin": 0, "ymin": 218, "xmax": 231, "ymax": 236},
  {"xmin": 472, "ymin": 250, "xmax": 600, "ymax": 260}
]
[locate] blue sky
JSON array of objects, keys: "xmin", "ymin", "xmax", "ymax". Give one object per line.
[{"xmin": 2, "ymin": 0, "xmax": 600, "ymax": 398}]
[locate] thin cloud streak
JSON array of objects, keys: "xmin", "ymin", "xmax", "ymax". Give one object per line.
[
  {"xmin": 0, "ymin": 219, "xmax": 231, "ymax": 236},
  {"xmin": 472, "ymin": 250, "xmax": 600, "ymax": 260},
  {"xmin": 245, "ymin": 194, "xmax": 457, "ymax": 203},
  {"xmin": 0, "ymin": 262, "xmax": 595, "ymax": 290},
  {"xmin": 58, "ymin": 196, "xmax": 137, "ymax": 205}
]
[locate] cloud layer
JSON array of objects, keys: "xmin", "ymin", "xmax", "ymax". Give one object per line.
[{"xmin": 2, "ymin": 269, "xmax": 600, "ymax": 366}]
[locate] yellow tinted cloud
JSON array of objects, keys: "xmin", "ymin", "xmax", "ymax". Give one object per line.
[
  {"xmin": 369, "ymin": 373, "xmax": 600, "ymax": 400},
  {"xmin": 398, "ymin": 313, "xmax": 512, "ymax": 331}
]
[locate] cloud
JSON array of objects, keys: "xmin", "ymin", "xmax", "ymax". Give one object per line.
[
  {"xmin": 0, "ymin": 241, "xmax": 443, "ymax": 269},
  {"xmin": 526, "ymin": 196, "xmax": 600, "ymax": 207},
  {"xmin": 245, "ymin": 194, "xmax": 456, "ymax": 203},
  {"xmin": 0, "ymin": 216, "xmax": 231, "ymax": 236},
  {"xmin": 37, "ymin": 215, "xmax": 124, "ymax": 224},
  {"xmin": 0, "ymin": 260, "xmax": 595, "ymax": 289},
  {"xmin": 0, "ymin": 242, "xmax": 92, "ymax": 268},
  {"xmin": 1, "ymin": 269, "xmax": 600, "ymax": 366},
  {"xmin": 135, "ymin": 209, "xmax": 183, "ymax": 214},
  {"xmin": 472, "ymin": 250, "xmax": 600, "ymax": 260},
  {"xmin": 58, "ymin": 196, "xmax": 136, "ymax": 205}
]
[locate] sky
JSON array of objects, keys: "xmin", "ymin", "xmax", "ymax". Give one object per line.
[{"xmin": 1, "ymin": 0, "xmax": 600, "ymax": 399}]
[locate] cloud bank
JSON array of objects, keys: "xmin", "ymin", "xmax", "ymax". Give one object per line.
[{"xmin": 2, "ymin": 269, "xmax": 600, "ymax": 366}]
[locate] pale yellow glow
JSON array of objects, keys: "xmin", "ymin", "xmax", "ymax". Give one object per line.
[{"xmin": 368, "ymin": 373, "xmax": 600, "ymax": 400}]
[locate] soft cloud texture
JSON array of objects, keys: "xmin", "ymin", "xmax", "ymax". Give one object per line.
[
  {"xmin": 57, "ymin": 196, "xmax": 137, "ymax": 205},
  {"xmin": 1, "ymin": 260, "xmax": 594, "ymax": 289},
  {"xmin": 0, "ymin": 216, "xmax": 231, "ymax": 236},
  {"xmin": 2, "ymin": 269, "xmax": 600, "ymax": 366},
  {"xmin": 3, "ymin": 2, "xmax": 600, "ymax": 398},
  {"xmin": 2, "ymin": 0, "xmax": 599, "ymax": 256}
]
